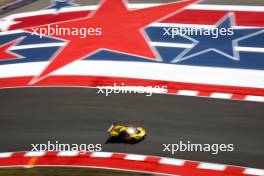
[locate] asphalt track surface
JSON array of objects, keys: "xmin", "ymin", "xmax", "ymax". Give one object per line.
[{"xmin": 0, "ymin": 88, "xmax": 263, "ymax": 169}]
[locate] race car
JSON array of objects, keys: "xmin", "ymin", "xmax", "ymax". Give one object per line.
[{"xmin": 106, "ymin": 123, "xmax": 147, "ymax": 144}]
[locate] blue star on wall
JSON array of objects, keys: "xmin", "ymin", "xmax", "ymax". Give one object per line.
[
  {"xmin": 47, "ymin": 0, "xmax": 79, "ymax": 11},
  {"xmin": 172, "ymin": 13, "xmax": 261, "ymax": 63}
]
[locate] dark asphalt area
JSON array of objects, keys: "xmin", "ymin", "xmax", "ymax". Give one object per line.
[{"xmin": 0, "ymin": 88, "xmax": 263, "ymax": 169}]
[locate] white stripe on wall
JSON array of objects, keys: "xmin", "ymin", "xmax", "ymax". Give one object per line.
[{"xmin": 0, "ymin": 60, "xmax": 263, "ymax": 89}]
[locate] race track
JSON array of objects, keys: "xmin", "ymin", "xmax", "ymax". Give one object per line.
[{"xmin": 0, "ymin": 88, "xmax": 263, "ymax": 169}]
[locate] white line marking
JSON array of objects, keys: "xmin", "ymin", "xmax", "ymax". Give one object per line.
[
  {"xmin": 90, "ymin": 152, "xmax": 113, "ymax": 158},
  {"xmin": 243, "ymin": 168, "xmax": 264, "ymax": 175},
  {"xmin": 57, "ymin": 151, "xmax": 79, "ymax": 156},
  {"xmin": 188, "ymin": 4, "xmax": 264, "ymax": 12},
  {"xmin": 11, "ymin": 43, "xmax": 65, "ymax": 50},
  {"xmin": 245, "ymin": 95, "xmax": 264, "ymax": 102},
  {"xmin": 151, "ymin": 23, "xmax": 215, "ymax": 28},
  {"xmin": 210, "ymin": 93, "xmax": 232, "ymax": 99},
  {"xmin": 124, "ymin": 154, "xmax": 147, "ymax": 161},
  {"xmin": 236, "ymin": 46, "xmax": 264, "ymax": 53},
  {"xmin": 9, "ymin": 42, "xmax": 264, "ymax": 53},
  {"xmin": 0, "ymin": 30, "xmax": 24, "ymax": 36},
  {"xmin": 198, "ymin": 163, "xmax": 226, "ymax": 171},
  {"xmin": 0, "ymin": 61, "xmax": 264, "ymax": 89},
  {"xmin": 150, "ymin": 42, "xmax": 192, "ymax": 49},
  {"xmin": 159, "ymin": 158, "xmax": 185, "ymax": 166},
  {"xmin": 25, "ymin": 151, "xmax": 46, "ymax": 157},
  {"xmin": 177, "ymin": 90, "xmax": 199, "ymax": 96},
  {"xmin": 0, "ymin": 152, "xmax": 13, "ymax": 158}
]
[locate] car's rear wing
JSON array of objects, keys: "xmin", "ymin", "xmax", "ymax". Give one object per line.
[{"xmin": 107, "ymin": 124, "xmax": 114, "ymax": 132}]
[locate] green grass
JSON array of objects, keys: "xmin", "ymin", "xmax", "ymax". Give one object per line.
[{"xmin": 0, "ymin": 167, "xmax": 153, "ymax": 176}]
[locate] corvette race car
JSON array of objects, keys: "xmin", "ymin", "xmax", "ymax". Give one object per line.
[{"xmin": 106, "ymin": 123, "xmax": 147, "ymax": 144}]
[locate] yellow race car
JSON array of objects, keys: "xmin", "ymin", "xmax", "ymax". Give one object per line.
[{"xmin": 106, "ymin": 123, "xmax": 147, "ymax": 144}]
